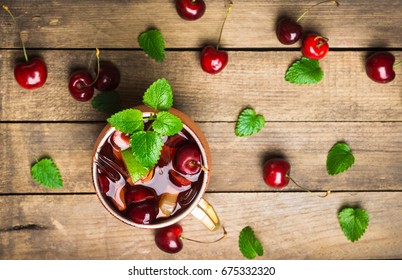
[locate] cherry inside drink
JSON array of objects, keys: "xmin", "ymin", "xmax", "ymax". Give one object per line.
[{"xmin": 94, "ymin": 123, "xmax": 205, "ymax": 226}]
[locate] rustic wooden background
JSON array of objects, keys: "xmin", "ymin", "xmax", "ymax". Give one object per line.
[{"xmin": 0, "ymin": 0, "xmax": 401, "ymax": 259}]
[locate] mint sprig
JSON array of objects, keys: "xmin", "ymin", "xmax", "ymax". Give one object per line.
[
  {"xmin": 238, "ymin": 226, "xmax": 264, "ymax": 259},
  {"xmin": 338, "ymin": 207, "xmax": 369, "ymax": 242},
  {"xmin": 327, "ymin": 142, "xmax": 355, "ymax": 175},
  {"xmin": 285, "ymin": 57, "xmax": 324, "ymax": 84},
  {"xmin": 107, "ymin": 78, "xmax": 183, "ymax": 182},
  {"xmin": 235, "ymin": 108, "xmax": 265, "ymax": 137},
  {"xmin": 138, "ymin": 29, "xmax": 165, "ymax": 62},
  {"xmin": 31, "ymin": 158, "xmax": 63, "ymax": 189}
]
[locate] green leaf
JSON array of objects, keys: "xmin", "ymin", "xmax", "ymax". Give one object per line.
[
  {"xmin": 31, "ymin": 158, "xmax": 63, "ymax": 189},
  {"xmin": 285, "ymin": 57, "xmax": 324, "ymax": 84},
  {"xmin": 121, "ymin": 148, "xmax": 150, "ymax": 183},
  {"xmin": 152, "ymin": 111, "xmax": 183, "ymax": 136},
  {"xmin": 107, "ymin": 109, "xmax": 144, "ymax": 134},
  {"xmin": 338, "ymin": 207, "xmax": 369, "ymax": 242},
  {"xmin": 327, "ymin": 142, "xmax": 355, "ymax": 175},
  {"xmin": 235, "ymin": 108, "xmax": 265, "ymax": 137},
  {"xmin": 143, "ymin": 78, "xmax": 173, "ymax": 111},
  {"xmin": 238, "ymin": 226, "xmax": 264, "ymax": 259},
  {"xmin": 130, "ymin": 131, "xmax": 164, "ymax": 168},
  {"xmin": 91, "ymin": 91, "xmax": 121, "ymax": 114},
  {"xmin": 138, "ymin": 29, "xmax": 165, "ymax": 62}
]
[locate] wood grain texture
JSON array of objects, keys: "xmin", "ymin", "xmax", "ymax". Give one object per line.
[
  {"xmin": 1, "ymin": 193, "xmax": 401, "ymax": 260},
  {"xmin": 1, "ymin": 122, "xmax": 401, "ymax": 194},
  {"xmin": 0, "ymin": 50, "xmax": 401, "ymax": 122},
  {"xmin": 0, "ymin": 0, "xmax": 401, "ymax": 48}
]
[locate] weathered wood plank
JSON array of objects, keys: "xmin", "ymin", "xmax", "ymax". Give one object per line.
[
  {"xmin": 1, "ymin": 192, "xmax": 401, "ymax": 259},
  {"xmin": 0, "ymin": 0, "xmax": 401, "ymax": 48},
  {"xmin": 1, "ymin": 50, "xmax": 401, "ymax": 122},
  {"xmin": 1, "ymin": 122, "xmax": 401, "ymax": 194}
]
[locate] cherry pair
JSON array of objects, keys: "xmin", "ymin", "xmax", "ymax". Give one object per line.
[
  {"xmin": 276, "ymin": 0, "xmax": 339, "ymax": 60},
  {"xmin": 69, "ymin": 49, "xmax": 120, "ymax": 102}
]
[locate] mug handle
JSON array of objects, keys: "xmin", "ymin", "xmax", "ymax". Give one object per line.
[{"xmin": 191, "ymin": 198, "xmax": 220, "ymax": 231}]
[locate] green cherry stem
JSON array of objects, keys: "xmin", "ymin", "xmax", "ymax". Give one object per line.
[
  {"xmin": 216, "ymin": 1, "xmax": 233, "ymax": 50},
  {"xmin": 394, "ymin": 61, "xmax": 401, "ymax": 68},
  {"xmin": 1, "ymin": 4, "xmax": 28, "ymax": 62},
  {"xmin": 296, "ymin": 0, "xmax": 340, "ymax": 23},
  {"xmin": 180, "ymin": 226, "xmax": 227, "ymax": 243},
  {"xmin": 286, "ymin": 175, "xmax": 331, "ymax": 198}
]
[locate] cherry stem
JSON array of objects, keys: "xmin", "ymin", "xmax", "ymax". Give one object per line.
[
  {"xmin": 315, "ymin": 36, "xmax": 329, "ymax": 48},
  {"xmin": 394, "ymin": 61, "xmax": 401, "ymax": 68},
  {"xmin": 1, "ymin": 4, "xmax": 28, "ymax": 62},
  {"xmin": 216, "ymin": 1, "xmax": 233, "ymax": 50},
  {"xmin": 86, "ymin": 48, "xmax": 101, "ymax": 87},
  {"xmin": 190, "ymin": 160, "xmax": 210, "ymax": 172},
  {"xmin": 286, "ymin": 175, "xmax": 330, "ymax": 198},
  {"xmin": 296, "ymin": 0, "xmax": 340, "ymax": 23},
  {"xmin": 180, "ymin": 225, "xmax": 227, "ymax": 244}
]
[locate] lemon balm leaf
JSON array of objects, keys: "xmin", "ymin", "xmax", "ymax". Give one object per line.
[
  {"xmin": 130, "ymin": 131, "xmax": 164, "ymax": 168},
  {"xmin": 285, "ymin": 57, "xmax": 324, "ymax": 84},
  {"xmin": 143, "ymin": 78, "xmax": 173, "ymax": 111},
  {"xmin": 338, "ymin": 207, "xmax": 369, "ymax": 242},
  {"xmin": 235, "ymin": 108, "xmax": 265, "ymax": 137},
  {"xmin": 153, "ymin": 111, "xmax": 183, "ymax": 136},
  {"xmin": 31, "ymin": 158, "xmax": 63, "ymax": 189},
  {"xmin": 327, "ymin": 142, "xmax": 355, "ymax": 175},
  {"xmin": 107, "ymin": 109, "xmax": 144, "ymax": 134},
  {"xmin": 238, "ymin": 226, "xmax": 264, "ymax": 259},
  {"xmin": 121, "ymin": 148, "xmax": 150, "ymax": 183},
  {"xmin": 138, "ymin": 29, "xmax": 165, "ymax": 62}
]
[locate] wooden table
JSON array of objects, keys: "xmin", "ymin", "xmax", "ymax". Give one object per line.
[{"xmin": 1, "ymin": 0, "xmax": 401, "ymax": 260}]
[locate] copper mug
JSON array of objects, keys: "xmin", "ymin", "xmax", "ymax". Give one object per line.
[{"xmin": 92, "ymin": 105, "xmax": 220, "ymax": 231}]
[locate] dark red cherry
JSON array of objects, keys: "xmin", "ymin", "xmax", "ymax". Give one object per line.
[
  {"xmin": 125, "ymin": 185, "xmax": 156, "ymax": 205},
  {"xmin": 14, "ymin": 57, "xmax": 47, "ymax": 90},
  {"xmin": 126, "ymin": 200, "xmax": 158, "ymax": 224},
  {"xmin": 301, "ymin": 34, "xmax": 329, "ymax": 60},
  {"xmin": 94, "ymin": 61, "xmax": 120, "ymax": 91},
  {"xmin": 176, "ymin": 0, "xmax": 206, "ymax": 21},
  {"xmin": 200, "ymin": 45, "xmax": 229, "ymax": 74},
  {"xmin": 365, "ymin": 52, "xmax": 396, "ymax": 83},
  {"xmin": 276, "ymin": 17, "xmax": 303, "ymax": 45},
  {"xmin": 112, "ymin": 130, "xmax": 130, "ymax": 150},
  {"xmin": 98, "ymin": 174, "xmax": 110, "ymax": 194},
  {"xmin": 155, "ymin": 223, "xmax": 183, "ymax": 253},
  {"xmin": 263, "ymin": 158, "xmax": 290, "ymax": 188},
  {"xmin": 173, "ymin": 142, "xmax": 202, "ymax": 175},
  {"xmin": 68, "ymin": 70, "xmax": 94, "ymax": 101}
]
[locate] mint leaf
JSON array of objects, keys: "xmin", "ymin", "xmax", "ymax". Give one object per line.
[
  {"xmin": 130, "ymin": 131, "xmax": 164, "ymax": 168},
  {"xmin": 121, "ymin": 148, "xmax": 150, "ymax": 183},
  {"xmin": 327, "ymin": 142, "xmax": 355, "ymax": 175},
  {"xmin": 91, "ymin": 91, "xmax": 121, "ymax": 114},
  {"xmin": 107, "ymin": 109, "xmax": 144, "ymax": 134},
  {"xmin": 238, "ymin": 226, "xmax": 264, "ymax": 259},
  {"xmin": 235, "ymin": 108, "xmax": 265, "ymax": 137},
  {"xmin": 138, "ymin": 29, "xmax": 165, "ymax": 62},
  {"xmin": 338, "ymin": 207, "xmax": 369, "ymax": 242},
  {"xmin": 152, "ymin": 111, "xmax": 183, "ymax": 136},
  {"xmin": 285, "ymin": 57, "xmax": 324, "ymax": 84},
  {"xmin": 31, "ymin": 158, "xmax": 63, "ymax": 189},
  {"xmin": 143, "ymin": 78, "xmax": 173, "ymax": 111}
]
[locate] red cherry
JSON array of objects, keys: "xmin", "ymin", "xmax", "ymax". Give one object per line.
[
  {"xmin": 301, "ymin": 34, "xmax": 329, "ymax": 60},
  {"xmin": 14, "ymin": 57, "xmax": 47, "ymax": 90},
  {"xmin": 365, "ymin": 52, "xmax": 396, "ymax": 83},
  {"xmin": 173, "ymin": 142, "xmax": 202, "ymax": 175},
  {"xmin": 125, "ymin": 185, "xmax": 156, "ymax": 205},
  {"xmin": 126, "ymin": 200, "xmax": 158, "ymax": 224},
  {"xmin": 94, "ymin": 61, "xmax": 120, "ymax": 91},
  {"xmin": 112, "ymin": 130, "xmax": 130, "ymax": 150},
  {"xmin": 176, "ymin": 0, "xmax": 206, "ymax": 21},
  {"xmin": 263, "ymin": 158, "xmax": 290, "ymax": 188},
  {"xmin": 155, "ymin": 224, "xmax": 183, "ymax": 253},
  {"xmin": 276, "ymin": 17, "xmax": 303, "ymax": 45},
  {"xmin": 98, "ymin": 174, "xmax": 110, "ymax": 194},
  {"xmin": 68, "ymin": 70, "xmax": 94, "ymax": 101},
  {"xmin": 200, "ymin": 45, "xmax": 228, "ymax": 74}
]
